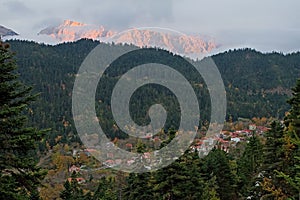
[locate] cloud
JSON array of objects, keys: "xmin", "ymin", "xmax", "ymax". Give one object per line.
[
  {"xmin": 65, "ymin": 0, "xmax": 174, "ymax": 29},
  {"xmin": 0, "ymin": 0, "xmax": 299, "ymax": 53},
  {"xmin": 2, "ymin": 0, "xmax": 33, "ymax": 17}
]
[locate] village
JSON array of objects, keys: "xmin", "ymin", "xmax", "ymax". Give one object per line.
[{"xmin": 54, "ymin": 119, "xmax": 271, "ymax": 188}]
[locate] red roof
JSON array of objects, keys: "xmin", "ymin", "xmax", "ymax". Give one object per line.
[
  {"xmin": 125, "ymin": 143, "xmax": 133, "ymax": 148},
  {"xmin": 85, "ymin": 148, "xmax": 97, "ymax": 152},
  {"xmin": 105, "ymin": 159, "xmax": 115, "ymax": 164},
  {"xmin": 69, "ymin": 165, "xmax": 80, "ymax": 173},
  {"xmin": 67, "ymin": 177, "xmax": 85, "ymax": 183}
]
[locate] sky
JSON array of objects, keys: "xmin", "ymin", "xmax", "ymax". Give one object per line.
[{"xmin": 0, "ymin": 0, "xmax": 300, "ymax": 53}]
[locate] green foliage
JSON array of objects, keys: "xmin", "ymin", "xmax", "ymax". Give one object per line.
[
  {"xmin": 263, "ymin": 121, "xmax": 285, "ymax": 174},
  {"xmin": 0, "ymin": 41, "xmax": 46, "ymax": 199},
  {"xmin": 60, "ymin": 180, "xmax": 72, "ymax": 200},
  {"xmin": 285, "ymin": 79, "xmax": 300, "ymax": 135},
  {"xmin": 152, "ymin": 151, "xmax": 205, "ymax": 200},
  {"xmin": 6, "ymin": 40, "xmax": 300, "ymax": 148},
  {"xmin": 3, "ymin": 40, "xmax": 300, "ymax": 199},
  {"xmin": 60, "ymin": 178, "xmax": 85, "ymax": 200},
  {"xmin": 237, "ymin": 133, "xmax": 263, "ymax": 198},
  {"xmin": 123, "ymin": 173, "xmax": 154, "ymax": 200},
  {"xmin": 202, "ymin": 148, "xmax": 237, "ymax": 199},
  {"xmin": 93, "ymin": 177, "xmax": 117, "ymax": 200},
  {"xmin": 201, "ymin": 175, "xmax": 220, "ymax": 200},
  {"xmin": 214, "ymin": 48, "xmax": 300, "ymax": 120},
  {"xmin": 260, "ymin": 121, "xmax": 288, "ymax": 199},
  {"xmin": 258, "ymin": 79, "xmax": 300, "ymax": 199},
  {"xmin": 136, "ymin": 139, "xmax": 147, "ymax": 153},
  {"xmin": 275, "ymin": 79, "xmax": 300, "ymax": 199}
]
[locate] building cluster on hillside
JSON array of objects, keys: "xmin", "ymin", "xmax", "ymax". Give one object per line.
[
  {"xmin": 193, "ymin": 124, "xmax": 270, "ymax": 156},
  {"xmin": 69, "ymin": 124, "xmax": 270, "ymax": 172},
  {"xmin": 67, "ymin": 164, "xmax": 86, "ymax": 184}
]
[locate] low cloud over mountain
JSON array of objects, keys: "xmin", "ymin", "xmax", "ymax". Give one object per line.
[{"xmin": 38, "ymin": 20, "xmax": 220, "ymax": 58}]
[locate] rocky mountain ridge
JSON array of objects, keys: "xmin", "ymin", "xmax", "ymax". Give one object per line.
[
  {"xmin": 0, "ymin": 25, "xmax": 18, "ymax": 37},
  {"xmin": 38, "ymin": 20, "xmax": 219, "ymax": 58}
]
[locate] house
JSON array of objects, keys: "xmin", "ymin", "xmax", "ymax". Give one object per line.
[
  {"xmin": 84, "ymin": 148, "xmax": 97, "ymax": 157},
  {"xmin": 72, "ymin": 149, "xmax": 77, "ymax": 157},
  {"xmin": 125, "ymin": 143, "xmax": 133, "ymax": 150},
  {"xmin": 85, "ymin": 148, "xmax": 97, "ymax": 153},
  {"xmin": 231, "ymin": 137, "xmax": 241, "ymax": 143},
  {"xmin": 127, "ymin": 159, "xmax": 135, "ymax": 166},
  {"xmin": 104, "ymin": 159, "xmax": 115, "ymax": 167},
  {"xmin": 145, "ymin": 135, "xmax": 152, "ymax": 139},
  {"xmin": 249, "ymin": 124, "xmax": 257, "ymax": 131},
  {"xmin": 143, "ymin": 152, "xmax": 151, "ymax": 159},
  {"xmin": 256, "ymin": 126, "xmax": 270, "ymax": 135},
  {"xmin": 69, "ymin": 165, "xmax": 80, "ymax": 173},
  {"xmin": 67, "ymin": 177, "xmax": 86, "ymax": 184}
]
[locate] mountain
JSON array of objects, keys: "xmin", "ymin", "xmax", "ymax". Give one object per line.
[
  {"xmin": 0, "ymin": 25, "xmax": 18, "ymax": 37},
  {"xmin": 7, "ymin": 39, "xmax": 300, "ymax": 142},
  {"xmin": 38, "ymin": 20, "xmax": 218, "ymax": 58},
  {"xmin": 38, "ymin": 20, "xmax": 116, "ymax": 42}
]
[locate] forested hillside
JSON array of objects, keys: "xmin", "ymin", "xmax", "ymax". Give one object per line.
[
  {"xmin": 213, "ymin": 49, "xmax": 300, "ymax": 118},
  {"xmin": 2, "ymin": 39, "xmax": 300, "ymax": 199},
  {"xmin": 7, "ymin": 39, "xmax": 300, "ymax": 144}
]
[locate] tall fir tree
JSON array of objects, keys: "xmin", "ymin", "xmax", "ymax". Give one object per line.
[
  {"xmin": 260, "ymin": 121, "xmax": 288, "ymax": 199},
  {"xmin": 237, "ymin": 133, "xmax": 263, "ymax": 198},
  {"xmin": 285, "ymin": 79, "xmax": 300, "ymax": 136},
  {"xmin": 202, "ymin": 148, "xmax": 237, "ymax": 200},
  {"xmin": 263, "ymin": 121, "xmax": 285, "ymax": 174},
  {"xmin": 93, "ymin": 177, "xmax": 117, "ymax": 200},
  {"xmin": 60, "ymin": 178, "xmax": 85, "ymax": 200},
  {"xmin": 276, "ymin": 79, "xmax": 300, "ymax": 199},
  {"xmin": 123, "ymin": 172, "xmax": 154, "ymax": 200},
  {"xmin": 152, "ymin": 151, "xmax": 206, "ymax": 200},
  {"xmin": 0, "ymin": 40, "xmax": 46, "ymax": 199},
  {"xmin": 201, "ymin": 175, "xmax": 220, "ymax": 200}
]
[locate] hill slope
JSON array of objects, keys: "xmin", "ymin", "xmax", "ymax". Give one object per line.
[{"xmin": 7, "ymin": 39, "xmax": 300, "ymax": 143}]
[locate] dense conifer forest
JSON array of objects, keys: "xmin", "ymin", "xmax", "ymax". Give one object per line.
[{"xmin": 1, "ymin": 39, "xmax": 300, "ymax": 199}]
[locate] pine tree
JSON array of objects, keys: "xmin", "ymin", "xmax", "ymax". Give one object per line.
[
  {"xmin": 152, "ymin": 151, "xmax": 205, "ymax": 199},
  {"xmin": 60, "ymin": 177, "xmax": 85, "ymax": 200},
  {"xmin": 276, "ymin": 79, "xmax": 300, "ymax": 199},
  {"xmin": 263, "ymin": 121, "xmax": 285, "ymax": 174},
  {"xmin": 123, "ymin": 172, "xmax": 154, "ymax": 200},
  {"xmin": 285, "ymin": 79, "xmax": 300, "ymax": 136},
  {"xmin": 203, "ymin": 148, "xmax": 237, "ymax": 200},
  {"xmin": 201, "ymin": 175, "xmax": 220, "ymax": 200},
  {"xmin": 237, "ymin": 132, "xmax": 263, "ymax": 198},
  {"xmin": 93, "ymin": 177, "xmax": 117, "ymax": 200},
  {"xmin": 60, "ymin": 180, "xmax": 72, "ymax": 200},
  {"xmin": 261, "ymin": 121, "xmax": 287, "ymax": 199},
  {"xmin": 0, "ymin": 41, "xmax": 46, "ymax": 199}
]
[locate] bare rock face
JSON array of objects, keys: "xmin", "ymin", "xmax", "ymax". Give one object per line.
[
  {"xmin": 39, "ymin": 20, "xmax": 220, "ymax": 58},
  {"xmin": 0, "ymin": 25, "xmax": 18, "ymax": 37},
  {"xmin": 38, "ymin": 20, "xmax": 116, "ymax": 42}
]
